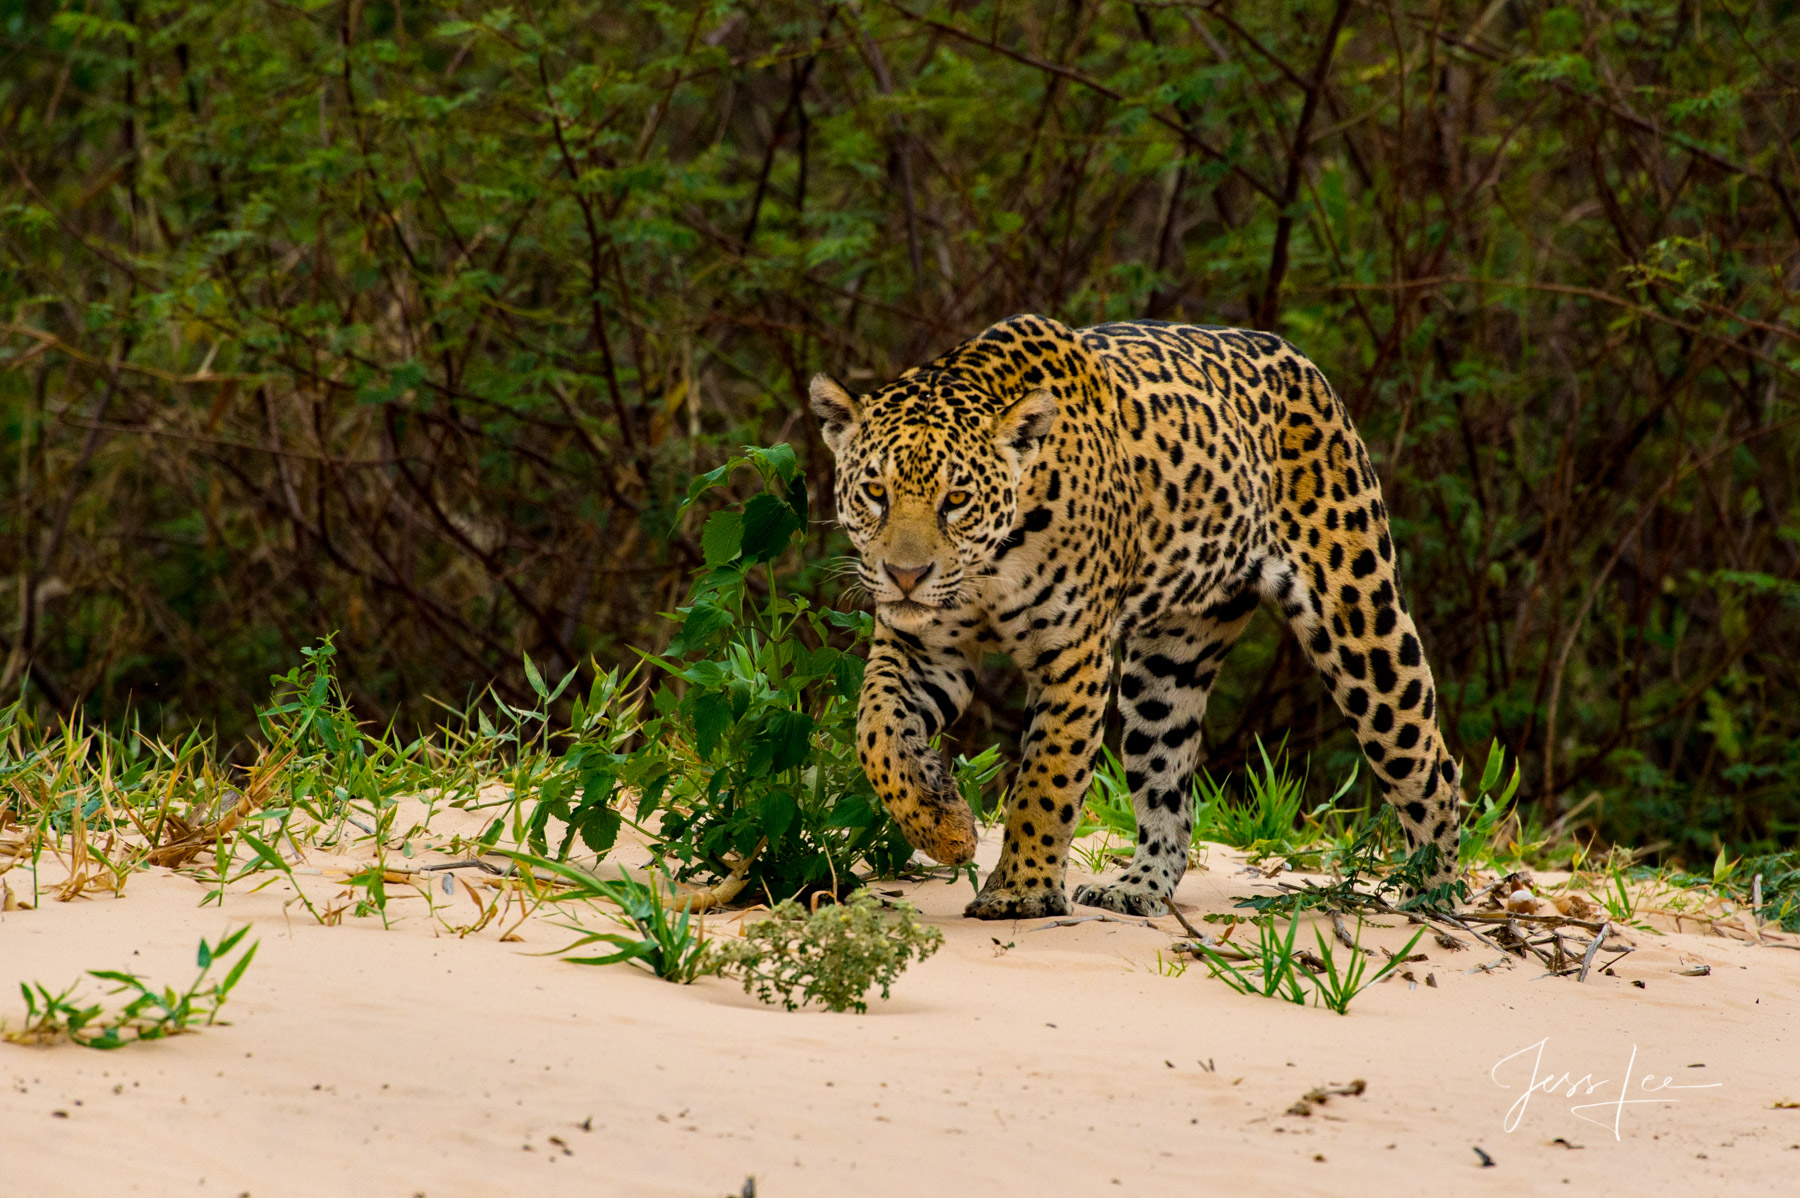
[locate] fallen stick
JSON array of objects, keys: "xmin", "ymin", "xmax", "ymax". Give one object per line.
[
  {"xmin": 1164, "ymin": 899, "xmax": 1208, "ymax": 940},
  {"xmin": 1596, "ymin": 947, "xmax": 1635, "ymax": 973},
  {"xmin": 1028, "ymin": 913, "xmax": 1153, "ymax": 931},
  {"xmin": 667, "ymin": 841, "xmax": 762, "ymax": 913},
  {"xmin": 1577, "ymin": 920, "xmax": 1611, "ymax": 982},
  {"xmin": 1457, "ymin": 911, "xmax": 1609, "ymax": 933},
  {"xmin": 1172, "ymin": 936, "xmax": 1254, "ymax": 962},
  {"xmin": 1436, "ymin": 912, "xmax": 1510, "ymax": 954},
  {"xmin": 1330, "ymin": 911, "xmax": 1373, "ymax": 954},
  {"xmin": 417, "ymin": 858, "xmax": 506, "ymax": 874},
  {"xmin": 323, "ymin": 864, "xmax": 538, "ymax": 889},
  {"xmin": 1463, "ymin": 880, "xmax": 1507, "ymax": 907},
  {"xmin": 1339, "ymin": 890, "xmax": 1510, "ymax": 954}
]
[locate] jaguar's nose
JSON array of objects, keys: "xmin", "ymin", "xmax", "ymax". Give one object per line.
[{"xmin": 884, "ymin": 561, "xmax": 936, "ymax": 596}]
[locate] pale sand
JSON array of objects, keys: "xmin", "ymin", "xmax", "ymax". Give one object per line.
[{"xmin": 3, "ymin": 816, "xmax": 1798, "ymax": 1197}]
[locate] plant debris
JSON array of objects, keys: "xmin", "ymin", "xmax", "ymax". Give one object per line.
[{"xmin": 1285, "ymin": 1078, "xmax": 1367, "ymax": 1117}]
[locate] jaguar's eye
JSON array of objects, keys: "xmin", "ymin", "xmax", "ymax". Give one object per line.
[
  {"xmin": 944, "ymin": 489, "xmax": 971, "ymax": 510},
  {"xmin": 863, "ymin": 482, "xmax": 887, "ymax": 504}
]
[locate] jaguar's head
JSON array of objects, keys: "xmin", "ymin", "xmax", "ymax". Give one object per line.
[{"xmin": 810, "ymin": 369, "xmax": 1055, "ymax": 631}]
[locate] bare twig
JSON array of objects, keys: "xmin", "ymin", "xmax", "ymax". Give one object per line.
[{"xmin": 1577, "ymin": 920, "xmax": 1611, "ymax": 983}]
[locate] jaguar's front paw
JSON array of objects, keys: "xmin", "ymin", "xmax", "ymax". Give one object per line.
[
  {"xmin": 1072, "ymin": 879, "xmax": 1170, "ymax": 917},
  {"xmin": 963, "ymin": 884, "xmax": 1070, "ymax": 921},
  {"xmin": 895, "ymin": 784, "xmax": 978, "ymax": 867},
  {"xmin": 879, "ymin": 758, "xmax": 979, "ymax": 867}
]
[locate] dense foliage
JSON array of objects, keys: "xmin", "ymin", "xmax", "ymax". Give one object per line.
[
  {"xmin": 628, "ymin": 442, "xmax": 915, "ymax": 896},
  {"xmin": 2, "ymin": 1, "xmax": 1796, "ymax": 859}
]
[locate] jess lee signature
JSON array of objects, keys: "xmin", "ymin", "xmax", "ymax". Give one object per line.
[{"xmin": 1490, "ymin": 1038, "xmax": 1722, "ymax": 1138}]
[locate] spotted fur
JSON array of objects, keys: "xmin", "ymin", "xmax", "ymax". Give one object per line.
[{"xmin": 811, "ymin": 315, "xmax": 1460, "ymax": 919}]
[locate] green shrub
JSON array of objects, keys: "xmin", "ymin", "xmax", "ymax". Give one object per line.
[
  {"xmin": 712, "ymin": 892, "xmax": 944, "ymax": 1013},
  {"xmin": 497, "ymin": 445, "xmax": 913, "ymax": 902},
  {"xmin": 624, "ymin": 445, "xmax": 913, "ymax": 900},
  {"xmin": 1191, "ymin": 736, "xmax": 1314, "ymax": 854},
  {"xmin": 1458, "ymin": 741, "xmax": 1526, "ymax": 868}
]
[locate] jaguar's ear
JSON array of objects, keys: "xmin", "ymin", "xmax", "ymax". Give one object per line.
[
  {"xmin": 993, "ymin": 388, "xmax": 1057, "ymax": 459},
  {"xmin": 809, "ymin": 374, "xmax": 861, "ymax": 456}
]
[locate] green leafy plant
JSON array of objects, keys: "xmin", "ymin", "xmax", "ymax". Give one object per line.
[
  {"xmin": 1459, "ymin": 740, "xmax": 1526, "ymax": 867},
  {"xmin": 1306, "ymin": 920, "xmax": 1427, "ymax": 1015},
  {"xmin": 504, "ymin": 852, "xmax": 717, "ymax": 984},
  {"xmin": 1232, "ymin": 803, "xmax": 1467, "ymax": 919},
  {"xmin": 515, "ymin": 664, "xmax": 645, "ymax": 862},
  {"xmin": 631, "ymin": 445, "xmax": 912, "ymax": 901},
  {"xmin": 251, "ymin": 634, "xmax": 445, "ymax": 868},
  {"xmin": 1069, "ymin": 747, "xmax": 1136, "ymax": 872},
  {"xmin": 1600, "ymin": 858, "xmax": 1649, "ymax": 930},
  {"xmin": 1069, "ymin": 831, "xmax": 1123, "ymax": 875},
  {"xmin": 712, "ymin": 891, "xmax": 944, "ymax": 1013},
  {"xmin": 1737, "ymin": 851, "xmax": 1800, "ymax": 932},
  {"xmin": 3, "ymin": 928, "xmax": 259, "ymax": 1049},
  {"xmin": 953, "ymin": 745, "xmax": 1007, "ymax": 829},
  {"xmin": 1083, "ymin": 747, "xmax": 1137, "ymax": 839},
  {"xmin": 1227, "ymin": 744, "xmax": 1535, "ymax": 922},
  {"xmin": 1193, "ymin": 915, "xmax": 1420, "ymax": 1013},
  {"xmin": 1191, "ymin": 736, "xmax": 1313, "ymax": 854},
  {"xmin": 1195, "ymin": 912, "xmax": 1310, "ymax": 1005}
]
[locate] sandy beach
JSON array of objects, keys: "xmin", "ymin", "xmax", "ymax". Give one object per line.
[{"xmin": 4, "ymin": 817, "xmax": 1798, "ymax": 1198}]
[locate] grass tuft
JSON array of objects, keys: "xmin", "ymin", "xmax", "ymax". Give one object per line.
[
  {"xmin": 2, "ymin": 928, "xmax": 258, "ymax": 1049},
  {"xmin": 1193, "ymin": 914, "xmax": 1422, "ymax": 1014}
]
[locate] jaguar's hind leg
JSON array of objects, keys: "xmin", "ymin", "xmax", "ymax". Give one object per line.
[
  {"xmin": 1072, "ymin": 597, "xmax": 1255, "ymax": 916},
  {"xmin": 1275, "ymin": 548, "xmax": 1461, "ymax": 892}
]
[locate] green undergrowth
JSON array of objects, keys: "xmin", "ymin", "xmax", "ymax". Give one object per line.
[
  {"xmin": 711, "ymin": 893, "xmax": 944, "ymax": 1013},
  {"xmin": 1074, "ymin": 736, "xmax": 1529, "ymax": 917},
  {"xmin": 0, "ymin": 444, "xmax": 948, "ymax": 1015},
  {"xmin": 2, "ymin": 928, "xmax": 258, "ymax": 1049},
  {"xmin": 0, "ymin": 445, "xmax": 907, "ymax": 920},
  {"xmin": 502, "ymin": 849, "xmax": 941, "ymax": 1012},
  {"xmin": 1, "ymin": 428, "xmax": 1792, "ymax": 1021},
  {"xmin": 507, "ymin": 854, "xmax": 718, "ymax": 984},
  {"xmin": 628, "ymin": 445, "xmax": 911, "ymax": 901},
  {"xmin": 1194, "ymin": 914, "xmax": 1424, "ymax": 1015}
]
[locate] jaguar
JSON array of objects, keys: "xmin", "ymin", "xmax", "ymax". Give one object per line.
[{"xmin": 810, "ymin": 314, "xmax": 1460, "ymax": 919}]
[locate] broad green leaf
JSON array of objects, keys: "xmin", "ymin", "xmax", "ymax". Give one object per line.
[
  {"xmin": 666, "ymin": 600, "xmax": 734, "ymax": 656},
  {"xmin": 690, "ymin": 689, "xmax": 735, "ymax": 760},
  {"xmin": 747, "ymin": 709, "xmax": 814, "ymax": 774},
  {"xmin": 219, "ymin": 942, "xmax": 260, "ymax": 994},
  {"xmin": 576, "ymin": 807, "xmax": 623, "ymax": 856},
  {"xmin": 746, "ymin": 443, "xmax": 799, "ymax": 485},
  {"xmin": 759, "ymin": 789, "xmax": 798, "ymax": 842},
  {"xmin": 831, "ymin": 653, "xmax": 865, "ymax": 702},
  {"xmin": 701, "ymin": 510, "xmax": 744, "ymax": 565},
  {"xmin": 679, "ymin": 660, "xmax": 727, "ymax": 688},
  {"xmin": 1480, "ymin": 740, "xmax": 1504, "ymax": 793},
  {"xmin": 739, "ymin": 492, "xmax": 801, "ymax": 563},
  {"xmin": 677, "ymin": 455, "xmax": 749, "ymax": 521}
]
